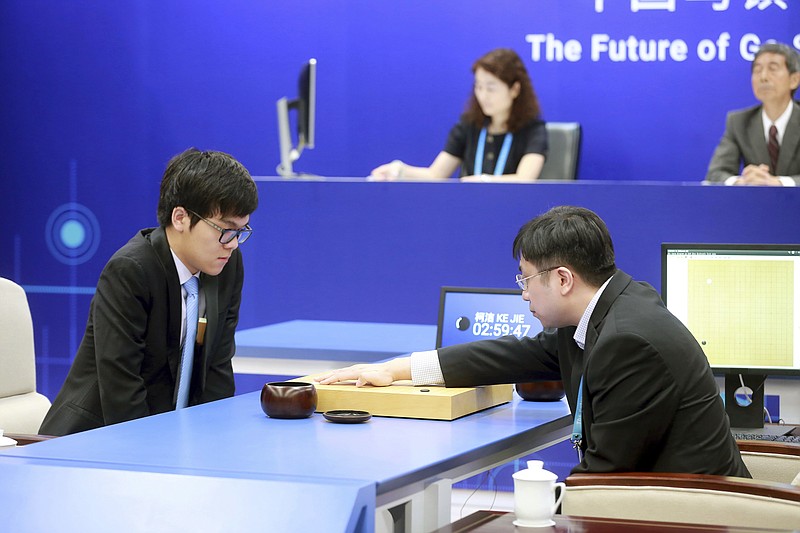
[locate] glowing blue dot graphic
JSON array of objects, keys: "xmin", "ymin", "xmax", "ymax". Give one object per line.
[
  {"xmin": 45, "ymin": 203, "xmax": 101, "ymax": 265},
  {"xmin": 60, "ymin": 220, "xmax": 86, "ymax": 249}
]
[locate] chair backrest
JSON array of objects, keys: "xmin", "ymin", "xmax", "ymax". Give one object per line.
[
  {"xmin": 539, "ymin": 122, "xmax": 581, "ymax": 181},
  {"xmin": 0, "ymin": 278, "xmax": 37, "ymax": 397},
  {"xmin": 562, "ymin": 472, "xmax": 800, "ymax": 530},
  {"xmin": 737, "ymin": 440, "xmax": 800, "ymax": 485},
  {"xmin": 0, "ymin": 277, "xmax": 51, "ymax": 433}
]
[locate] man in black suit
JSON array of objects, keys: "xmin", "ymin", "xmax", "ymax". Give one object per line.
[
  {"xmin": 40, "ymin": 148, "xmax": 258, "ymax": 436},
  {"xmin": 705, "ymin": 42, "xmax": 800, "ymax": 186},
  {"xmin": 318, "ymin": 206, "xmax": 750, "ymax": 477}
]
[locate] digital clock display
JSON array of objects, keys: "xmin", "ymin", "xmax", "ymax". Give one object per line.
[{"xmin": 437, "ymin": 287, "xmax": 544, "ymax": 348}]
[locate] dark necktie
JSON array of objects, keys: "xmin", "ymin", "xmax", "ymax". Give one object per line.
[{"xmin": 768, "ymin": 125, "xmax": 779, "ymax": 176}]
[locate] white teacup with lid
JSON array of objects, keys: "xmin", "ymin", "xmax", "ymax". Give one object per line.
[
  {"xmin": 512, "ymin": 460, "xmax": 565, "ymax": 528},
  {"xmin": 0, "ymin": 429, "xmax": 18, "ymax": 448}
]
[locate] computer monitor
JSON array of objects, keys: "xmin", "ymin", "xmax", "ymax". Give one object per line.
[
  {"xmin": 661, "ymin": 243, "xmax": 800, "ymax": 429},
  {"xmin": 436, "ymin": 287, "xmax": 544, "ymax": 349},
  {"xmin": 276, "ymin": 58, "xmax": 316, "ymax": 178}
]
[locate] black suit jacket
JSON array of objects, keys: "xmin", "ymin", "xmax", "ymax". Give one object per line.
[
  {"xmin": 40, "ymin": 227, "xmax": 243, "ymax": 436},
  {"xmin": 705, "ymin": 101, "xmax": 800, "ymax": 183},
  {"xmin": 438, "ymin": 270, "xmax": 750, "ymax": 477}
]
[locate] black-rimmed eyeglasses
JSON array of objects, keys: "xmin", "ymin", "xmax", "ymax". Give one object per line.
[{"xmin": 187, "ymin": 209, "xmax": 253, "ymax": 245}]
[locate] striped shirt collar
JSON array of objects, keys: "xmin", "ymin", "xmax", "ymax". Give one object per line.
[{"xmin": 574, "ymin": 276, "xmax": 613, "ymax": 350}]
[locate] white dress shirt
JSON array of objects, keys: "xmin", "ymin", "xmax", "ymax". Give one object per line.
[{"xmin": 170, "ymin": 250, "xmax": 202, "ymax": 346}]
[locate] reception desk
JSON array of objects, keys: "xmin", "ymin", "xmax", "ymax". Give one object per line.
[
  {"xmin": 25, "ymin": 179, "xmax": 800, "ymax": 404},
  {"xmin": 237, "ymin": 180, "xmax": 800, "ymax": 331}
]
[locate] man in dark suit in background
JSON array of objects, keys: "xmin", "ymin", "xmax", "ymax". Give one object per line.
[
  {"xmin": 705, "ymin": 42, "xmax": 800, "ymax": 186},
  {"xmin": 40, "ymin": 148, "xmax": 259, "ymax": 436},
  {"xmin": 318, "ymin": 206, "xmax": 750, "ymax": 477}
]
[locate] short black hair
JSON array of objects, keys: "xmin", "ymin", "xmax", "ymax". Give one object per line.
[
  {"xmin": 157, "ymin": 148, "xmax": 259, "ymax": 228},
  {"xmin": 512, "ymin": 206, "xmax": 616, "ymax": 287}
]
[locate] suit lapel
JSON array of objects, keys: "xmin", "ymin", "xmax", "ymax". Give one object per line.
[
  {"xmin": 197, "ymin": 273, "xmax": 219, "ymax": 391},
  {"xmin": 777, "ymin": 103, "xmax": 800, "ymax": 174},
  {"xmin": 147, "ymin": 227, "xmax": 183, "ymax": 379},
  {"xmin": 746, "ymin": 108, "xmax": 770, "ymax": 165},
  {"xmin": 583, "ymin": 271, "xmax": 631, "ymax": 356}
]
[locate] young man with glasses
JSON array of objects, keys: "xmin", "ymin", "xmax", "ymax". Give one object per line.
[
  {"xmin": 40, "ymin": 148, "xmax": 258, "ymax": 436},
  {"xmin": 318, "ymin": 206, "xmax": 749, "ymax": 477}
]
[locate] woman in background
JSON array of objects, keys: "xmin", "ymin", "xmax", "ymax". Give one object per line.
[{"xmin": 371, "ymin": 48, "xmax": 547, "ymax": 183}]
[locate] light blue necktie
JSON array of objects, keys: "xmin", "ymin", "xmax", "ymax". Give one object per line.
[
  {"xmin": 571, "ymin": 376, "xmax": 584, "ymax": 462},
  {"xmin": 176, "ymin": 276, "xmax": 198, "ymax": 409}
]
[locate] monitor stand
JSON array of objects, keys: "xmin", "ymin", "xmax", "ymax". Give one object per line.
[{"xmin": 724, "ymin": 373, "xmax": 766, "ymax": 429}]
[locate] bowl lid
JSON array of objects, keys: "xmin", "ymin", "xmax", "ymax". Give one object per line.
[{"xmin": 323, "ymin": 410, "xmax": 372, "ymax": 424}]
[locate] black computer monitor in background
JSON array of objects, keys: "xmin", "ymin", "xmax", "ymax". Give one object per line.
[
  {"xmin": 661, "ymin": 243, "xmax": 800, "ymax": 429},
  {"xmin": 276, "ymin": 58, "xmax": 316, "ymax": 177}
]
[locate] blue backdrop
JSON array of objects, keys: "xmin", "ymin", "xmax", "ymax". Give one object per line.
[{"xmin": 0, "ymin": 1, "xmax": 798, "ymax": 401}]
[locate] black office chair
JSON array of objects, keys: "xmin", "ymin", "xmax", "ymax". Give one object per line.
[{"xmin": 539, "ymin": 122, "xmax": 582, "ymax": 181}]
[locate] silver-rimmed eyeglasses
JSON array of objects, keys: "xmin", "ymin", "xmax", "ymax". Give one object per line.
[
  {"xmin": 187, "ymin": 209, "xmax": 253, "ymax": 245},
  {"xmin": 515, "ymin": 266, "xmax": 560, "ymax": 290}
]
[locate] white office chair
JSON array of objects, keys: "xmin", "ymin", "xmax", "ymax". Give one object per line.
[
  {"xmin": 561, "ymin": 472, "xmax": 800, "ymax": 530},
  {"xmin": 539, "ymin": 122, "xmax": 582, "ymax": 181},
  {"xmin": 737, "ymin": 440, "xmax": 800, "ymax": 485},
  {"xmin": 0, "ymin": 277, "xmax": 51, "ymax": 434}
]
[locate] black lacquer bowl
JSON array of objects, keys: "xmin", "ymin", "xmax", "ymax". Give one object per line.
[
  {"xmin": 515, "ymin": 380, "xmax": 566, "ymax": 402},
  {"xmin": 260, "ymin": 381, "xmax": 318, "ymax": 419}
]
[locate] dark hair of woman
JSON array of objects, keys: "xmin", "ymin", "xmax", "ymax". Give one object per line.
[{"xmin": 464, "ymin": 48, "xmax": 541, "ymax": 133}]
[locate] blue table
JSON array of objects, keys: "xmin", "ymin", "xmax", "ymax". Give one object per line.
[
  {"xmin": 0, "ymin": 454, "xmax": 374, "ymax": 532},
  {"xmin": 233, "ymin": 320, "xmax": 437, "ymax": 377},
  {"xmin": 3, "ymin": 391, "xmax": 571, "ymax": 532}
]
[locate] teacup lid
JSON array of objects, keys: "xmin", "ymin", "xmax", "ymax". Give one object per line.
[
  {"xmin": 0, "ymin": 429, "xmax": 17, "ymax": 448},
  {"xmin": 512, "ymin": 460, "xmax": 557, "ymax": 481}
]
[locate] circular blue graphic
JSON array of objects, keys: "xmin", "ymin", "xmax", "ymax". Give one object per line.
[
  {"xmin": 45, "ymin": 203, "xmax": 101, "ymax": 265},
  {"xmin": 60, "ymin": 219, "xmax": 86, "ymax": 248}
]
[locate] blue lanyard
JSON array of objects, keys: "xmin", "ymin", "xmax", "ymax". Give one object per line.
[
  {"xmin": 475, "ymin": 127, "xmax": 513, "ymax": 176},
  {"xmin": 571, "ymin": 376, "xmax": 584, "ymax": 462}
]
